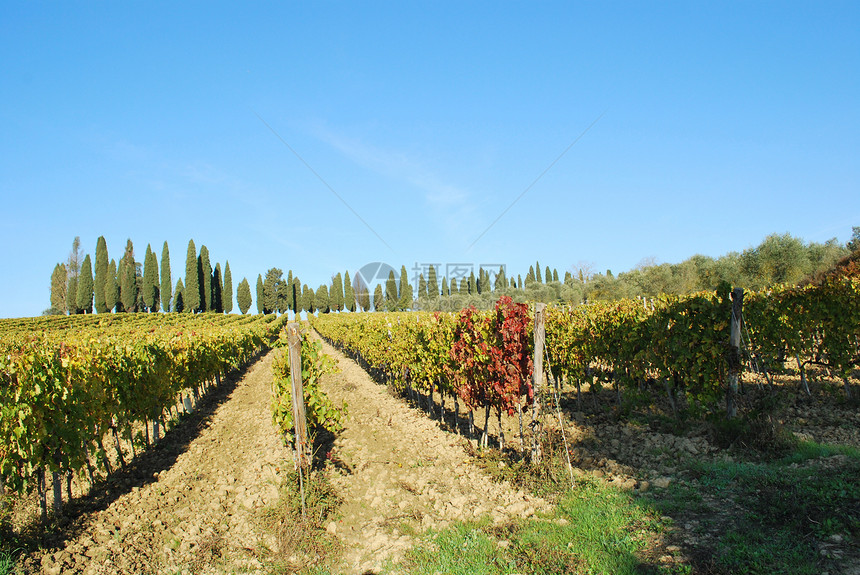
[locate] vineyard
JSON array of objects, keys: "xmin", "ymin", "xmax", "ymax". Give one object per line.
[
  {"xmin": 1, "ymin": 275, "xmax": 858, "ymax": 573},
  {"xmin": 0, "ymin": 312, "xmax": 287, "ymax": 521},
  {"xmin": 313, "ymin": 277, "xmax": 860, "ymax": 448}
]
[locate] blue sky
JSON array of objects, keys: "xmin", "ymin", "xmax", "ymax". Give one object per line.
[{"xmin": 1, "ymin": 1, "xmax": 858, "ymax": 318}]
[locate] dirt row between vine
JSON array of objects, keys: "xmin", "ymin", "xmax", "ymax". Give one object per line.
[
  {"xmin": 22, "ymin": 351, "xmax": 293, "ymax": 575},
  {"xmin": 16, "ymin": 336, "xmax": 549, "ymax": 575},
  {"xmin": 315, "ymin": 335, "xmax": 550, "ymax": 574}
]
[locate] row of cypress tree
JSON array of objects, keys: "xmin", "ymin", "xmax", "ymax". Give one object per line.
[
  {"xmin": 50, "ymin": 240, "xmax": 569, "ymax": 317},
  {"xmin": 48, "ymin": 237, "xmax": 250, "ymax": 315},
  {"xmin": 251, "ymin": 268, "xmax": 367, "ymax": 315}
]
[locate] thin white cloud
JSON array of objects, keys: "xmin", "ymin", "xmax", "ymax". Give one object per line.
[{"xmin": 311, "ymin": 124, "xmax": 481, "ymax": 239}]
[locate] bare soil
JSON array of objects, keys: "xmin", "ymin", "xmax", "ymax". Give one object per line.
[
  {"xmin": 315, "ymin": 336, "xmax": 549, "ymax": 574},
  {"xmin": 17, "ymin": 350, "xmax": 292, "ymax": 575}
]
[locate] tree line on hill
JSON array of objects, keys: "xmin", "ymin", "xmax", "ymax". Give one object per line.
[
  {"xmin": 48, "ymin": 237, "xmax": 248, "ymax": 315},
  {"xmin": 47, "ymin": 229, "xmax": 859, "ymax": 316},
  {"xmin": 411, "ymin": 231, "xmax": 856, "ymax": 311}
]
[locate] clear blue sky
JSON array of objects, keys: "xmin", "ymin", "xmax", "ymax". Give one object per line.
[{"xmin": 1, "ymin": 2, "xmax": 858, "ymax": 318}]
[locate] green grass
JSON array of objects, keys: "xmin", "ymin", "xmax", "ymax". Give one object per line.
[
  {"xmin": 0, "ymin": 548, "xmax": 19, "ymax": 575},
  {"xmin": 396, "ymin": 478, "xmax": 678, "ymax": 575},
  {"xmin": 646, "ymin": 441, "xmax": 860, "ymax": 574},
  {"xmin": 784, "ymin": 440, "xmax": 860, "ymax": 463},
  {"xmin": 260, "ymin": 469, "xmax": 341, "ymax": 574}
]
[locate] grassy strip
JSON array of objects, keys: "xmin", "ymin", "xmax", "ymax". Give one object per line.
[
  {"xmin": 643, "ymin": 441, "xmax": 860, "ymax": 574},
  {"xmin": 396, "ymin": 432, "xmax": 859, "ymax": 575},
  {"xmin": 260, "ymin": 469, "xmax": 341, "ymax": 574},
  {"xmin": 395, "ymin": 438, "xmax": 685, "ymax": 575},
  {"xmin": 397, "ymin": 478, "xmax": 683, "ymax": 574}
]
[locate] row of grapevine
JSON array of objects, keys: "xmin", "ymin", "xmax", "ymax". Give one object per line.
[
  {"xmin": 270, "ymin": 326, "xmax": 346, "ymax": 450},
  {"xmin": 745, "ymin": 276, "xmax": 860, "ymax": 397},
  {"xmin": 0, "ymin": 313, "xmax": 288, "ymax": 511},
  {"xmin": 313, "ymin": 279, "xmax": 859, "ymax": 437},
  {"xmin": 312, "ymin": 296, "xmax": 535, "ymax": 448},
  {"xmin": 547, "ymin": 278, "xmax": 860, "ymax": 409}
]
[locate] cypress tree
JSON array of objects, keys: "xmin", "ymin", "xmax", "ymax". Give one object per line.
[
  {"xmin": 94, "ymin": 236, "xmax": 108, "ymax": 313},
  {"xmin": 352, "ymin": 273, "xmax": 365, "ymax": 311},
  {"xmin": 160, "ymin": 241, "xmax": 172, "ymax": 312},
  {"xmin": 518, "ymin": 274, "xmax": 523, "ymax": 289},
  {"xmin": 55, "ymin": 264, "xmax": 68, "ymax": 312},
  {"xmin": 331, "ymin": 273, "xmax": 344, "ymax": 311},
  {"xmin": 67, "ymin": 236, "xmax": 82, "ymax": 279},
  {"xmin": 296, "ymin": 284, "xmax": 304, "ymax": 313},
  {"xmin": 51, "ymin": 264, "xmax": 68, "ymax": 315},
  {"xmin": 385, "ymin": 270, "xmax": 398, "ymax": 311},
  {"xmin": 106, "ymin": 259, "xmax": 119, "ymax": 312},
  {"xmin": 552, "ymin": 268, "xmax": 559, "ymax": 282},
  {"xmin": 263, "ymin": 268, "xmax": 282, "ymax": 314},
  {"xmin": 305, "ymin": 285, "xmax": 316, "ymax": 314},
  {"xmin": 286, "ymin": 271, "xmax": 294, "ymax": 312},
  {"xmin": 213, "ymin": 263, "xmax": 223, "ymax": 313},
  {"xmin": 64, "ymin": 237, "xmax": 82, "ymax": 313},
  {"xmin": 237, "ymin": 278, "xmax": 252, "ymax": 314},
  {"xmin": 441, "ymin": 277, "xmax": 449, "ymax": 297},
  {"xmin": 50, "ymin": 263, "xmax": 67, "ymax": 314},
  {"xmin": 427, "ymin": 265, "xmax": 439, "ymax": 297},
  {"xmin": 223, "ymin": 261, "xmax": 233, "ymax": 313},
  {"xmin": 292, "ymin": 277, "xmax": 302, "ymax": 314},
  {"xmin": 564, "ymin": 271, "xmax": 572, "ymax": 283},
  {"xmin": 398, "ymin": 265, "xmax": 412, "ymax": 310},
  {"xmin": 115, "ymin": 256, "xmax": 125, "ymax": 312},
  {"xmin": 360, "ymin": 283, "xmax": 371, "ymax": 311},
  {"xmin": 315, "ymin": 284, "xmax": 330, "ymax": 314},
  {"xmin": 199, "ymin": 245, "xmax": 212, "ymax": 312},
  {"xmin": 297, "ymin": 284, "xmax": 307, "ymax": 313},
  {"xmin": 142, "ymin": 244, "xmax": 159, "ymax": 312},
  {"xmin": 135, "ymin": 261, "xmax": 146, "ymax": 312},
  {"xmin": 67, "ymin": 275, "xmax": 79, "ymax": 314},
  {"xmin": 256, "ymin": 275, "xmax": 264, "ymax": 314},
  {"xmin": 184, "ymin": 240, "xmax": 199, "ymax": 313},
  {"xmin": 76, "ymin": 254, "xmax": 94, "ymax": 313},
  {"xmin": 546, "ymin": 266, "xmax": 552, "ymax": 284},
  {"xmin": 527, "ymin": 266, "xmax": 535, "ymax": 285},
  {"xmin": 468, "ymin": 271, "xmax": 476, "ymax": 295},
  {"xmin": 174, "ymin": 278, "xmax": 185, "ymax": 313},
  {"xmin": 536, "ymin": 261, "xmax": 542, "ymax": 283},
  {"xmin": 277, "ymin": 278, "xmax": 290, "ymax": 314},
  {"xmin": 120, "ymin": 240, "xmax": 137, "ymax": 312},
  {"xmin": 373, "ymin": 284, "xmax": 384, "ymax": 312},
  {"xmin": 450, "ymin": 277, "xmax": 457, "ymax": 295},
  {"xmin": 418, "ymin": 274, "xmax": 427, "ymax": 299},
  {"xmin": 495, "ymin": 267, "xmax": 507, "ymax": 291},
  {"xmin": 344, "ymin": 270, "xmax": 355, "ymax": 312},
  {"xmin": 354, "ymin": 274, "xmax": 369, "ymax": 311}
]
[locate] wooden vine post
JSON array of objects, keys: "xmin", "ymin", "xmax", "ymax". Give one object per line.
[
  {"xmin": 531, "ymin": 303, "xmax": 546, "ymax": 463},
  {"xmin": 726, "ymin": 288, "xmax": 744, "ymax": 419},
  {"xmin": 287, "ymin": 323, "xmax": 311, "ymax": 469}
]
